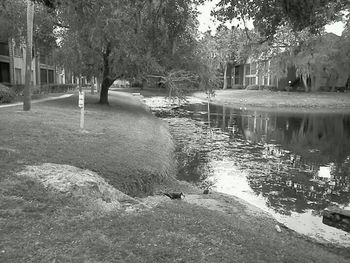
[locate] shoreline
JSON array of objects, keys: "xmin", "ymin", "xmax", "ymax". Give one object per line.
[
  {"xmin": 140, "ymin": 91, "xmax": 350, "ymax": 250},
  {"xmin": 1, "ymin": 90, "xmax": 349, "ymax": 262},
  {"xmin": 192, "ymin": 89, "xmax": 350, "ymax": 114}
]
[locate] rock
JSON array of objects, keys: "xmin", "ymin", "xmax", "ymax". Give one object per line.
[
  {"xmin": 275, "ymin": 225, "xmax": 282, "ymax": 233},
  {"xmin": 323, "ymin": 206, "xmax": 350, "ymax": 232}
]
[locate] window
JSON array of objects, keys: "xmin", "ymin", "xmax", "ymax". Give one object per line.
[
  {"xmin": 48, "ymin": 69, "xmax": 54, "ymax": 83},
  {"xmin": 14, "ymin": 44, "xmax": 23, "ymax": 58},
  {"xmin": 15, "ymin": 68, "xmax": 22, "ymax": 84},
  {"xmin": 0, "ymin": 42, "xmax": 9, "ymax": 56},
  {"xmin": 40, "ymin": 53, "xmax": 46, "ymax": 64},
  {"xmin": 234, "ymin": 66, "xmax": 240, "ymax": 84},
  {"xmin": 245, "ymin": 64, "xmax": 250, "ymax": 75},
  {"xmin": 47, "ymin": 55, "xmax": 53, "ymax": 65},
  {"xmin": 264, "ymin": 76, "xmax": 268, "ymax": 85},
  {"xmin": 0, "ymin": 62, "xmax": 10, "ymax": 83},
  {"xmin": 245, "ymin": 76, "xmax": 256, "ymax": 86},
  {"xmin": 40, "ymin": 68, "xmax": 48, "ymax": 84},
  {"xmin": 251, "ymin": 62, "xmax": 256, "ymax": 75}
]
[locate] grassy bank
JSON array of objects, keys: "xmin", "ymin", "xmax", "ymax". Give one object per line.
[
  {"xmin": 0, "ymin": 91, "xmax": 349, "ymax": 262},
  {"xmin": 193, "ymin": 89, "xmax": 350, "ymax": 112},
  {"xmin": 0, "ymin": 91, "xmax": 175, "ymax": 196}
]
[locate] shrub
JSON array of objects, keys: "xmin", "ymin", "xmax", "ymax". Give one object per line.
[
  {"xmin": 246, "ymin": 84, "xmax": 259, "ymax": 90},
  {"xmin": 231, "ymin": 84, "xmax": 244, "ymax": 90},
  {"xmin": 0, "ymin": 84, "xmax": 16, "ymax": 103},
  {"xmin": 10, "ymin": 84, "xmax": 25, "ymax": 96},
  {"xmin": 262, "ymin": 85, "xmax": 278, "ymax": 91},
  {"xmin": 40, "ymin": 84, "xmax": 77, "ymax": 94}
]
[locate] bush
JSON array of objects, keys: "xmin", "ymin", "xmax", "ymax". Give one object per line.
[
  {"xmin": 10, "ymin": 84, "xmax": 25, "ymax": 96},
  {"xmin": 262, "ymin": 85, "xmax": 278, "ymax": 91},
  {"xmin": 246, "ymin": 85, "xmax": 259, "ymax": 90},
  {"xmin": 0, "ymin": 84, "xmax": 16, "ymax": 103},
  {"xmin": 40, "ymin": 84, "xmax": 77, "ymax": 94},
  {"xmin": 231, "ymin": 84, "xmax": 244, "ymax": 89}
]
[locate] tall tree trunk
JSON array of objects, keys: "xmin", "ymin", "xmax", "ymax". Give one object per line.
[
  {"xmin": 227, "ymin": 63, "xmax": 232, "ymax": 89},
  {"xmin": 99, "ymin": 79, "xmax": 110, "ymax": 104},
  {"xmin": 99, "ymin": 43, "xmax": 114, "ymax": 105},
  {"xmin": 302, "ymin": 75, "xmax": 310, "ymax": 92},
  {"xmin": 223, "ymin": 62, "xmax": 232, "ymax": 89},
  {"xmin": 23, "ymin": 0, "xmax": 34, "ymax": 111},
  {"xmin": 223, "ymin": 63, "xmax": 228, "ymax": 89}
]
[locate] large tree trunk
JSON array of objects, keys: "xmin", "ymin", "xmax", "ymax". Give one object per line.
[
  {"xmin": 302, "ymin": 75, "xmax": 311, "ymax": 92},
  {"xmin": 223, "ymin": 62, "xmax": 232, "ymax": 89},
  {"xmin": 310, "ymin": 74, "xmax": 318, "ymax": 92},
  {"xmin": 99, "ymin": 43, "xmax": 114, "ymax": 105},
  {"xmin": 23, "ymin": 0, "xmax": 34, "ymax": 111},
  {"xmin": 99, "ymin": 77, "xmax": 113, "ymax": 105},
  {"xmin": 223, "ymin": 63, "xmax": 228, "ymax": 89}
]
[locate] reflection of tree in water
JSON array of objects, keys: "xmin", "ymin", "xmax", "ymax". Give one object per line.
[
  {"xmin": 176, "ymin": 148, "xmax": 212, "ymax": 184},
  {"xmin": 164, "ymin": 103, "xmax": 350, "ymax": 217},
  {"xmin": 166, "ymin": 117, "xmax": 216, "ymax": 187},
  {"xmin": 204, "ymin": 105, "xmax": 350, "ymax": 215},
  {"xmin": 242, "ymin": 113, "xmax": 350, "ymax": 215}
]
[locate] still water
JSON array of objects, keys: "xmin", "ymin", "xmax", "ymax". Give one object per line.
[{"xmin": 153, "ymin": 100, "xmax": 350, "ymax": 247}]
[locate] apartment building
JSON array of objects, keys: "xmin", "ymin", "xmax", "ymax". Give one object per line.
[{"xmin": 0, "ymin": 37, "xmax": 63, "ymax": 86}]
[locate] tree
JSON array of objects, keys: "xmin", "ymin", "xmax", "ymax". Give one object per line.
[
  {"xmin": 53, "ymin": 0, "xmax": 201, "ymax": 105},
  {"xmin": 23, "ymin": 0, "xmax": 34, "ymax": 111},
  {"xmin": 262, "ymin": 25, "xmax": 350, "ymax": 92},
  {"xmin": 213, "ymin": 0, "xmax": 349, "ymax": 39},
  {"xmin": 212, "ymin": 0, "xmax": 350, "ymax": 92}
]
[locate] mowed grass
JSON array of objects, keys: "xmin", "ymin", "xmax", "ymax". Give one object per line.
[
  {"xmin": 0, "ymin": 91, "xmax": 349, "ymax": 262},
  {"xmin": 0, "ymin": 91, "xmax": 175, "ymax": 196},
  {"xmin": 194, "ymin": 89, "xmax": 350, "ymax": 112},
  {"xmin": 1, "ymin": 198, "xmax": 349, "ymax": 263}
]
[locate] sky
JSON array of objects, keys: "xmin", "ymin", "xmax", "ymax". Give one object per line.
[{"xmin": 197, "ymin": 1, "xmax": 345, "ymax": 36}]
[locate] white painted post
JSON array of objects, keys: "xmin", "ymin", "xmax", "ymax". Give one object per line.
[{"xmin": 79, "ymin": 91, "xmax": 85, "ymax": 129}]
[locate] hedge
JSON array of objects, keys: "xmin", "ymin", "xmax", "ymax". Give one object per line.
[
  {"xmin": 9, "ymin": 84, "xmax": 77, "ymax": 96},
  {"xmin": 231, "ymin": 84, "xmax": 244, "ymax": 89},
  {"xmin": 0, "ymin": 84, "xmax": 16, "ymax": 103},
  {"xmin": 0, "ymin": 83, "xmax": 78, "ymax": 104},
  {"xmin": 246, "ymin": 85, "xmax": 259, "ymax": 90}
]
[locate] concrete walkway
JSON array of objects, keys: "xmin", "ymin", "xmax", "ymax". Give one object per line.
[{"xmin": 0, "ymin": 94, "xmax": 73, "ymax": 109}]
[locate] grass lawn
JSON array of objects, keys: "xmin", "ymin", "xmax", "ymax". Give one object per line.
[
  {"xmin": 193, "ymin": 89, "xmax": 350, "ymax": 112},
  {"xmin": 0, "ymin": 91, "xmax": 175, "ymax": 196},
  {"xmin": 0, "ymin": 91, "xmax": 349, "ymax": 262}
]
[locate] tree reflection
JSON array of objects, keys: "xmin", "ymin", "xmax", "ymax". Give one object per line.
[
  {"xmin": 236, "ymin": 111, "xmax": 350, "ymax": 215},
  {"xmin": 168, "ymin": 102, "xmax": 350, "ymax": 217}
]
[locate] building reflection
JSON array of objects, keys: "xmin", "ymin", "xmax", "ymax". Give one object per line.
[{"xmin": 187, "ymin": 103, "xmax": 350, "ymax": 216}]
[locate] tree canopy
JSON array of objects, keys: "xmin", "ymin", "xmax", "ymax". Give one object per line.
[
  {"xmin": 51, "ymin": 0, "xmax": 202, "ymax": 104},
  {"xmin": 213, "ymin": 0, "xmax": 349, "ymax": 39}
]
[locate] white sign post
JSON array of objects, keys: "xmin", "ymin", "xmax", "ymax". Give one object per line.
[{"xmin": 78, "ymin": 91, "xmax": 85, "ymax": 129}]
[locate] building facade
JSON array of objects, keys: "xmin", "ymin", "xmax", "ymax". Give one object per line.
[
  {"xmin": 0, "ymin": 38, "xmax": 63, "ymax": 86},
  {"xmin": 232, "ymin": 57, "xmax": 292, "ymax": 89}
]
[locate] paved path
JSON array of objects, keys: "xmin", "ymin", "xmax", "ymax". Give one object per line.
[{"xmin": 0, "ymin": 94, "xmax": 73, "ymax": 109}]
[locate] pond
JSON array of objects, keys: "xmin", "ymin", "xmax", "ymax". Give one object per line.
[{"xmin": 147, "ymin": 97, "xmax": 350, "ymax": 247}]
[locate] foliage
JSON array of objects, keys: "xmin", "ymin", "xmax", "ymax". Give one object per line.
[
  {"xmin": 0, "ymin": 0, "xmax": 57, "ymax": 49},
  {"xmin": 150, "ymin": 70, "xmax": 199, "ymax": 103},
  {"xmin": 7, "ymin": 83, "xmax": 77, "ymax": 96},
  {"xmin": 53, "ymin": 0, "xmax": 202, "ymax": 104},
  {"xmin": 0, "ymin": 0, "xmax": 26, "ymax": 40},
  {"xmin": 246, "ymin": 84, "xmax": 259, "ymax": 90},
  {"xmin": 196, "ymin": 25, "xmax": 252, "ymax": 91},
  {"xmin": 213, "ymin": 0, "xmax": 349, "ymax": 39},
  {"xmin": 0, "ymin": 84, "xmax": 16, "ymax": 103}
]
